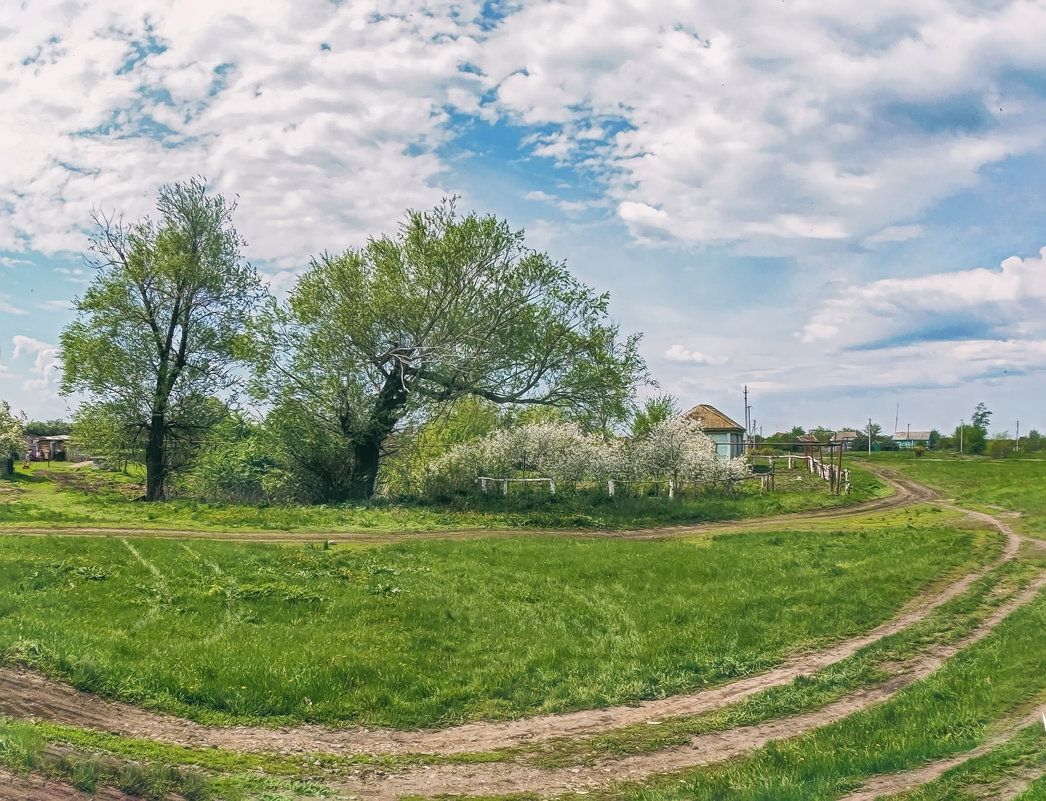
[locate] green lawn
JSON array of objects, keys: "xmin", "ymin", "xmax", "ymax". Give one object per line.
[
  {"xmin": 596, "ymin": 585, "xmax": 1046, "ymax": 801},
  {"xmin": 0, "ymin": 523, "xmax": 994, "ymax": 729},
  {"xmin": 0, "ymin": 460, "xmax": 886, "ymax": 533},
  {"xmin": 863, "ymin": 453, "xmax": 1046, "ymax": 537}
]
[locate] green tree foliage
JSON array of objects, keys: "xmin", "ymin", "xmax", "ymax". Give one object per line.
[
  {"xmin": 22, "ymin": 419, "xmax": 71, "ymax": 436},
  {"xmin": 630, "ymin": 394, "xmax": 679, "ymax": 439},
  {"xmin": 253, "ymin": 201, "xmax": 648, "ymax": 501},
  {"xmin": 972, "ymin": 401, "xmax": 992, "ymax": 432},
  {"xmin": 59, "ymin": 178, "xmax": 266, "ymax": 500},
  {"xmin": 1025, "ymin": 429, "xmax": 1044, "ymax": 453},
  {"xmin": 954, "ymin": 423, "xmax": 986, "ymax": 455}
]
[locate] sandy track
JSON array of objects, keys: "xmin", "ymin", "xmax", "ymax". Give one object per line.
[
  {"xmin": 322, "ymin": 566, "xmax": 1046, "ymax": 799},
  {"xmin": 838, "ymin": 707, "xmax": 1046, "ymax": 801},
  {"xmin": 0, "ymin": 767, "xmax": 138, "ymax": 801}
]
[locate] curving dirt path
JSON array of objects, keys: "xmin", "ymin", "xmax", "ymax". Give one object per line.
[
  {"xmin": 0, "ymin": 465, "xmax": 939, "ymax": 545},
  {"xmin": 325, "ymin": 564, "xmax": 1046, "ymax": 799},
  {"xmin": 1, "ymin": 467, "xmax": 1042, "ymax": 801},
  {"xmin": 0, "ymin": 468, "xmax": 994, "ymax": 759},
  {"xmin": 0, "ymin": 516, "xmax": 1017, "ymax": 758}
]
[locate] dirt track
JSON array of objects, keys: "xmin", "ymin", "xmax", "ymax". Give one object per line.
[
  {"xmin": 1, "ymin": 466, "xmax": 1043, "ymax": 800},
  {"xmin": 0, "ymin": 465, "xmax": 939, "ymax": 544}
]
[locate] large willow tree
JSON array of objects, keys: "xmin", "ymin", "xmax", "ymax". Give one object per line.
[
  {"xmin": 255, "ymin": 201, "xmax": 647, "ymax": 501},
  {"xmin": 60, "ymin": 179, "xmax": 265, "ymax": 500}
]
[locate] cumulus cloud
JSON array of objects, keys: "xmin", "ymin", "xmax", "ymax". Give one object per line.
[
  {"xmin": 798, "ymin": 247, "xmax": 1046, "ymax": 350},
  {"xmin": 665, "ymin": 344, "xmax": 728, "ymax": 365},
  {"xmin": 0, "ymin": 0, "xmax": 486, "ymax": 265},
  {"xmin": 474, "ymin": 0, "xmax": 1046, "ymax": 246},
  {"xmin": 11, "ymin": 335, "xmax": 61, "ymax": 395}
]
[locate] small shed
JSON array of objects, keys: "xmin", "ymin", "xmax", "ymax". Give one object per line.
[
  {"xmin": 683, "ymin": 404, "xmax": 746, "ymax": 458},
  {"xmin": 796, "ymin": 433, "xmax": 821, "ymax": 457},
  {"xmin": 830, "ymin": 430, "xmax": 860, "ymax": 451},
  {"xmin": 25, "ymin": 434, "xmax": 73, "ymax": 461}
]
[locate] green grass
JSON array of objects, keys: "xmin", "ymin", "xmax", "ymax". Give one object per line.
[
  {"xmin": 571, "ymin": 581, "xmax": 1046, "ymax": 801},
  {"xmin": 0, "ymin": 460, "xmax": 886, "ymax": 533},
  {"xmin": 873, "ymin": 455, "xmax": 1046, "ymax": 538},
  {"xmin": 0, "ymin": 523, "xmax": 992, "ymax": 729},
  {"xmin": 506, "ymin": 552, "xmax": 1044, "ymax": 769}
]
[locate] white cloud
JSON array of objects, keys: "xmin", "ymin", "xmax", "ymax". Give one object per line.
[
  {"xmin": 37, "ymin": 299, "xmax": 75, "ymax": 311},
  {"xmin": 864, "ymin": 224, "xmax": 926, "ymax": 245},
  {"xmin": 0, "ymin": 295, "xmax": 28, "ymax": 315},
  {"xmin": 665, "ymin": 344, "xmax": 728, "ymax": 366},
  {"xmin": 798, "ymin": 246, "xmax": 1046, "ymax": 349},
  {"xmin": 11, "ymin": 335, "xmax": 61, "ymax": 395},
  {"xmin": 0, "ymin": 257, "xmax": 32, "ymax": 269},
  {"xmin": 474, "ymin": 0, "xmax": 1046, "ymax": 246},
  {"xmin": 0, "ymin": 1, "xmax": 487, "ymax": 263}
]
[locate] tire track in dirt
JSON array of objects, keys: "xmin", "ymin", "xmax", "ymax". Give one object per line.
[
  {"xmin": 1, "ymin": 468, "xmax": 1038, "ymax": 801},
  {"xmin": 327, "ymin": 565, "xmax": 1046, "ymax": 799},
  {"xmin": 0, "ymin": 766, "xmax": 139, "ymax": 801},
  {"xmin": 0, "ymin": 475, "xmax": 1012, "ymax": 758},
  {"xmin": 0, "ymin": 523, "xmax": 1013, "ymax": 758},
  {"xmin": 0, "ymin": 465, "xmax": 936, "ymax": 545},
  {"xmin": 837, "ymin": 706, "xmax": 1046, "ymax": 801}
]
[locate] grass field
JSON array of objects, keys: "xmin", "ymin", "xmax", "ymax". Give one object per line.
[
  {"xmin": 0, "ymin": 459, "xmax": 886, "ymax": 532},
  {"xmin": 0, "ymin": 523, "xmax": 995, "ymax": 728},
  {"xmin": 867, "ymin": 453, "xmax": 1046, "ymax": 537},
  {"xmin": 614, "ymin": 586, "xmax": 1046, "ymax": 801},
  {"xmin": 2, "ymin": 455, "xmax": 1044, "ymax": 800}
]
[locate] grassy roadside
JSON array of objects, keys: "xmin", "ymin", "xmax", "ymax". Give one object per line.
[
  {"xmin": 574, "ymin": 579, "xmax": 1046, "ymax": 801},
  {"xmin": 0, "ymin": 461, "xmax": 886, "ymax": 533},
  {"xmin": 0, "ymin": 523, "xmax": 991, "ymax": 729},
  {"xmin": 867, "ymin": 455, "xmax": 1046, "ymax": 538}
]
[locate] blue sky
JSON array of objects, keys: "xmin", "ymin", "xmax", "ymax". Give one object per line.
[{"xmin": 3, "ymin": 0, "xmax": 1046, "ymax": 437}]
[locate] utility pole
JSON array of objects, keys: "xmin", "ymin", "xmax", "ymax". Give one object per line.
[
  {"xmin": 743, "ymin": 385, "xmax": 750, "ymax": 453},
  {"xmin": 960, "ymin": 418, "xmax": 964, "ymax": 454},
  {"xmin": 1016, "ymin": 419, "xmax": 1020, "ymax": 452},
  {"xmin": 868, "ymin": 418, "xmax": 872, "ymax": 456}
]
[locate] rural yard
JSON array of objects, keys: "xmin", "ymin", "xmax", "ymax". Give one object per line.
[{"xmin": 0, "ymin": 458, "xmax": 1044, "ymax": 800}]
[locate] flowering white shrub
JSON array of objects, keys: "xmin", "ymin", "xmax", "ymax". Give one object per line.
[
  {"xmin": 422, "ymin": 416, "xmax": 748, "ymax": 497},
  {"xmin": 628, "ymin": 416, "xmax": 748, "ymax": 484},
  {"xmin": 0, "ymin": 401, "xmax": 25, "ymax": 460}
]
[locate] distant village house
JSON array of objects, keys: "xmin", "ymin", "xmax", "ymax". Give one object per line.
[
  {"xmin": 683, "ymin": 404, "xmax": 746, "ymax": 458},
  {"xmin": 893, "ymin": 430, "xmax": 932, "ymax": 450}
]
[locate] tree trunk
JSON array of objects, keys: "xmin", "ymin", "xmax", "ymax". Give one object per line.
[
  {"xmin": 347, "ymin": 432, "xmax": 383, "ymax": 500},
  {"xmin": 342, "ymin": 373, "xmax": 409, "ymax": 500},
  {"xmin": 144, "ymin": 413, "xmax": 166, "ymax": 501}
]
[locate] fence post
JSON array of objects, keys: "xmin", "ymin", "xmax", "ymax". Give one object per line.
[
  {"xmin": 668, "ymin": 480, "xmax": 674, "ymax": 499},
  {"xmin": 549, "ymin": 479, "xmax": 556, "ymax": 495},
  {"xmin": 608, "ymin": 479, "xmax": 615, "ymax": 496},
  {"xmin": 480, "ymin": 477, "xmax": 488, "ymax": 493},
  {"xmin": 502, "ymin": 479, "xmax": 508, "ymax": 495}
]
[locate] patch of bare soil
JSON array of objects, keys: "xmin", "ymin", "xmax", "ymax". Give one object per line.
[{"xmin": 0, "ymin": 766, "xmax": 139, "ymax": 801}]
